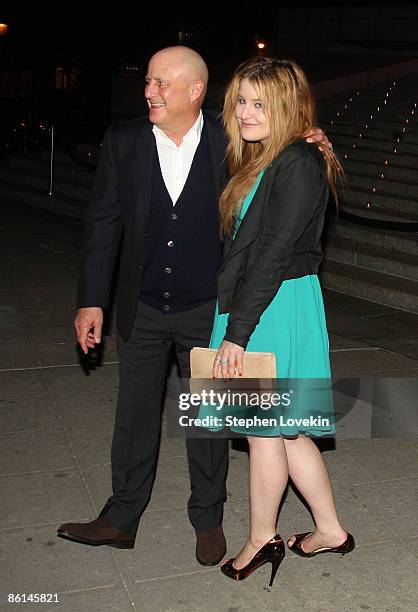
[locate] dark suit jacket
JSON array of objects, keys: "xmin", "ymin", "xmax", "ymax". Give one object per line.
[
  {"xmin": 218, "ymin": 140, "xmax": 329, "ymax": 349},
  {"xmin": 77, "ymin": 111, "xmax": 228, "ymax": 341}
]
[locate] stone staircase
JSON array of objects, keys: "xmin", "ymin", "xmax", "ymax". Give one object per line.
[{"xmin": 318, "ymin": 74, "xmax": 418, "ymax": 314}]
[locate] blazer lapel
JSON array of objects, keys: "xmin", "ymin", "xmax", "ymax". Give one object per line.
[
  {"xmin": 221, "ymin": 168, "xmax": 272, "ymax": 267},
  {"xmin": 204, "ymin": 112, "xmax": 228, "ymax": 200},
  {"xmin": 134, "ymin": 125, "xmax": 156, "ymax": 230}
]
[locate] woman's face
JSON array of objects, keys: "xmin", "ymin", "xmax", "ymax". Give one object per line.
[{"xmin": 234, "ymin": 78, "xmax": 270, "ymax": 146}]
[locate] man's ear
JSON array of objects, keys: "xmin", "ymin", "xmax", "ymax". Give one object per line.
[{"xmin": 189, "ymin": 80, "xmax": 205, "ymax": 102}]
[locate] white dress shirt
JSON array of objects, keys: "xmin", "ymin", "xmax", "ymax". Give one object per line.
[{"xmin": 152, "ymin": 111, "xmax": 204, "ymax": 205}]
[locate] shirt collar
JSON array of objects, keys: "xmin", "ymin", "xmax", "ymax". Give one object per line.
[{"xmin": 152, "ymin": 110, "xmax": 203, "ymax": 146}]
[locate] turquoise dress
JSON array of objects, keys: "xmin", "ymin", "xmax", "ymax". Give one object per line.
[{"xmin": 198, "ymin": 170, "xmax": 335, "ymax": 438}]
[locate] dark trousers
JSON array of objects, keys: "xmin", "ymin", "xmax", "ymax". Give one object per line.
[{"xmin": 100, "ymin": 299, "xmax": 229, "ymax": 535}]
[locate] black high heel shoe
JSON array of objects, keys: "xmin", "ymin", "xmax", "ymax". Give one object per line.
[
  {"xmin": 221, "ymin": 534, "xmax": 285, "ymax": 587},
  {"xmin": 287, "ymin": 531, "xmax": 355, "ymax": 558}
]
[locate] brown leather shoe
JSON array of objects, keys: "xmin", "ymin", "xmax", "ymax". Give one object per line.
[
  {"xmin": 195, "ymin": 525, "xmax": 226, "ymax": 566},
  {"xmin": 57, "ymin": 517, "xmax": 135, "ymax": 549}
]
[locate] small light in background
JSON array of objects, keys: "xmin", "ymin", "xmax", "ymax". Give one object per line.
[{"xmin": 255, "ymin": 36, "xmax": 268, "ymax": 54}]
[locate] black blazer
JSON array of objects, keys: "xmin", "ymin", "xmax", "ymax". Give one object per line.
[
  {"xmin": 218, "ymin": 140, "xmax": 329, "ymax": 350},
  {"xmin": 77, "ymin": 111, "xmax": 228, "ymax": 341}
]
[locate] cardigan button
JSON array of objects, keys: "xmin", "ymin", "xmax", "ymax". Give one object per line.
[
  {"xmin": 171, "ymin": 213, "xmax": 178, "ymax": 220},
  {"xmin": 167, "ymin": 240, "xmax": 174, "ymax": 247}
]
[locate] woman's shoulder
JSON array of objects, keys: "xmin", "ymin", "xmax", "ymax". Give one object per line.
[{"xmin": 272, "ymin": 139, "xmax": 327, "ymax": 175}]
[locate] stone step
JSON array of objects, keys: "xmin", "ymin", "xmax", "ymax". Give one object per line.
[
  {"xmin": 324, "ymin": 235, "xmax": 418, "ymax": 281},
  {"xmin": 346, "ymin": 173, "xmax": 418, "ymax": 198},
  {"xmin": 341, "ymin": 185, "xmax": 418, "ymax": 216},
  {"xmin": 328, "ymin": 216, "xmax": 418, "ymax": 256},
  {"xmin": 343, "ymin": 159, "xmax": 418, "ymax": 182},
  {"xmin": 322, "ymin": 86, "xmax": 415, "ymax": 104},
  {"xmin": 325, "ymin": 80, "xmax": 418, "ymax": 96},
  {"xmin": 323, "ymin": 118, "xmax": 418, "ymax": 134},
  {"xmin": 321, "ymin": 97, "xmax": 414, "ymax": 110},
  {"xmin": 321, "ymin": 105, "xmax": 417, "ymax": 122},
  {"xmin": 324, "ymin": 124, "xmax": 418, "ymax": 144},
  {"xmin": 319, "ymin": 259, "xmax": 418, "ymax": 315},
  {"xmin": 334, "ymin": 144, "xmax": 418, "ymax": 168},
  {"xmin": 339, "ymin": 198, "xmax": 418, "ymax": 224},
  {"xmin": 320, "ymin": 91, "xmax": 418, "ymax": 104},
  {"xmin": 331, "ymin": 133, "xmax": 418, "ymax": 154},
  {"xmin": 319, "ymin": 108, "xmax": 418, "ymax": 122},
  {"xmin": 320, "ymin": 120, "xmax": 414, "ymax": 134},
  {"xmin": 321, "ymin": 99, "xmax": 418, "ymax": 114}
]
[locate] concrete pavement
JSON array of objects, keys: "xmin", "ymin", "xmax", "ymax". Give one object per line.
[{"xmin": 0, "ymin": 196, "xmax": 417, "ymax": 611}]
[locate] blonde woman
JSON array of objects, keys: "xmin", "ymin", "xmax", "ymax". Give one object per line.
[{"xmin": 209, "ymin": 57, "xmax": 354, "ymax": 586}]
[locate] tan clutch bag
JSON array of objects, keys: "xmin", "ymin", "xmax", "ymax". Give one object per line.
[{"xmin": 190, "ymin": 347, "xmax": 276, "ymax": 379}]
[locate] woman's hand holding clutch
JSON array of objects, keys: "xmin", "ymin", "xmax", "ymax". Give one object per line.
[{"xmin": 212, "ymin": 340, "xmax": 245, "ymax": 379}]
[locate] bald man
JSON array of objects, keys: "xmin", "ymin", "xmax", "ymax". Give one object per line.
[
  {"xmin": 57, "ymin": 46, "xmax": 230, "ymax": 565},
  {"xmin": 57, "ymin": 46, "xmax": 331, "ymax": 565}
]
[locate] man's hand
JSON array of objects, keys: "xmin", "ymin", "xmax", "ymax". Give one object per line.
[
  {"xmin": 304, "ymin": 127, "xmax": 332, "ymax": 152},
  {"xmin": 212, "ymin": 340, "xmax": 245, "ymax": 379},
  {"xmin": 74, "ymin": 307, "xmax": 103, "ymax": 355}
]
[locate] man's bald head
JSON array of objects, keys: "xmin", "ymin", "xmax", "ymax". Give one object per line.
[{"xmin": 149, "ymin": 46, "xmax": 209, "ymax": 90}]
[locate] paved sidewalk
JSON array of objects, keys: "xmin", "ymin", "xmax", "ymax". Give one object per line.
[{"xmin": 0, "ymin": 196, "xmax": 417, "ymax": 611}]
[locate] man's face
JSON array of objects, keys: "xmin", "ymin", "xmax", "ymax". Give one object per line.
[{"xmin": 145, "ymin": 53, "xmax": 194, "ymax": 132}]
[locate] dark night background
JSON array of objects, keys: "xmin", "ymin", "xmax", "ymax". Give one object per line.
[{"xmin": 1, "ymin": 2, "xmax": 418, "ymax": 152}]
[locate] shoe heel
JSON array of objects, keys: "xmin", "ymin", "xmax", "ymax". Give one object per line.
[
  {"xmin": 341, "ymin": 535, "xmax": 355, "ymax": 556},
  {"xmin": 268, "ymin": 552, "xmax": 284, "ymax": 587}
]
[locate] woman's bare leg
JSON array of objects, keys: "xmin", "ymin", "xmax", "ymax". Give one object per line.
[
  {"xmin": 284, "ymin": 435, "xmax": 348, "ymax": 553},
  {"xmin": 230, "ymin": 436, "xmax": 288, "ymax": 570}
]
